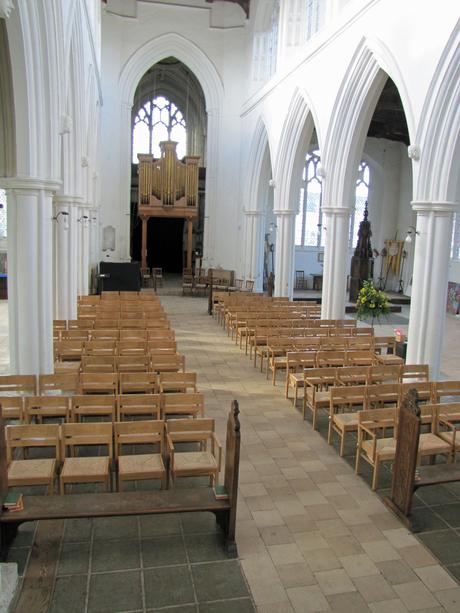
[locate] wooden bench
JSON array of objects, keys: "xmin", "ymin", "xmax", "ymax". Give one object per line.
[
  {"xmin": 0, "ymin": 400, "xmax": 241, "ymax": 558},
  {"xmin": 384, "ymin": 390, "xmax": 458, "ymax": 531}
]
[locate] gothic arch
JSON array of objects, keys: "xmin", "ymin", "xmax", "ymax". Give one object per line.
[
  {"xmin": 323, "ymin": 37, "xmax": 414, "ymax": 208},
  {"xmin": 274, "ymin": 87, "xmax": 318, "ymax": 210},
  {"xmin": 245, "ymin": 116, "xmax": 273, "ymax": 213},
  {"xmin": 416, "ymin": 19, "xmax": 460, "ymax": 203}
]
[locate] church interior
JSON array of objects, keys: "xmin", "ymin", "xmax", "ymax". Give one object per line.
[{"xmin": 1, "ymin": 0, "xmax": 460, "ymax": 611}]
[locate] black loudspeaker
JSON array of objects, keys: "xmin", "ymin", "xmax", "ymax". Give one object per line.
[{"xmin": 99, "ymin": 262, "xmax": 141, "ymax": 292}]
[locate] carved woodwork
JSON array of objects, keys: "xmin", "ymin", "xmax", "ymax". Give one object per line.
[{"xmin": 349, "ymin": 202, "xmax": 374, "ymax": 301}]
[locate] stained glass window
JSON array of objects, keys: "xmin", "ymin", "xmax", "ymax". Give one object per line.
[{"xmin": 132, "ymin": 95, "xmax": 187, "ymax": 163}]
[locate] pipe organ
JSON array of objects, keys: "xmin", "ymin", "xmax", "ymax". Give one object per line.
[{"xmin": 137, "ymin": 141, "xmax": 200, "ymax": 272}]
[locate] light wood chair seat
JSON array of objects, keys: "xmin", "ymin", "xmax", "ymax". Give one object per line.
[
  {"xmin": 418, "ymin": 433, "xmax": 452, "ymax": 455},
  {"xmin": 60, "ymin": 423, "xmax": 112, "ymax": 493},
  {"xmin": 376, "ymin": 354, "xmax": 404, "ymax": 366},
  {"xmin": 355, "ymin": 408, "xmax": 397, "ymax": 490},
  {"xmin": 6, "ymin": 424, "xmax": 60, "ymax": 493},
  {"xmin": 9, "ymin": 459, "xmax": 57, "ymax": 486},
  {"xmin": 118, "ymin": 454, "xmax": 164, "ymax": 478},
  {"xmin": 61, "ymin": 457, "xmax": 110, "ymax": 479},
  {"xmin": 361, "ymin": 437, "xmax": 396, "ymax": 460},
  {"xmin": 174, "ymin": 451, "xmax": 218, "ymax": 472}
]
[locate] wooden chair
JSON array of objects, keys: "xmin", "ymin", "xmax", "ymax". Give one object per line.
[
  {"xmin": 161, "ymin": 392, "xmax": 204, "ymax": 419},
  {"xmin": 434, "ymin": 403, "xmax": 460, "ymax": 460},
  {"xmin": 367, "ymin": 364, "xmax": 401, "ymax": 385},
  {"xmin": 303, "ymin": 368, "xmax": 337, "ymax": 427},
  {"xmin": 366, "ymin": 384, "xmax": 400, "ymax": 410},
  {"xmin": 244, "ymin": 280, "xmax": 254, "ymax": 292},
  {"xmin": 147, "ymin": 329, "xmax": 175, "ymax": 341},
  {"xmin": 346, "ymin": 350, "xmax": 376, "ymax": 367},
  {"xmin": 83, "ymin": 340, "xmax": 117, "ymax": 356},
  {"xmin": 117, "ymin": 341, "xmax": 147, "ymax": 356},
  {"xmin": 0, "ymin": 396, "xmax": 24, "ymax": 422},
  {"xmin": 60, "ymin": 423, "xmax": 113, "ymax": 494},
  {"xmin": 119, "ymin": 319, "xmax": 146, "ymax": 330},
  {"xmin": 114, "ymin": 420, "xmax": 166, "ymax": 491},
  {"xmin": 432, "ymin": 380, "xmax": 460, "ymax": 403},
  {"xmin": 53, "ymin": 320, "xmax": 67, "ymax": 331},
  {"xmin": 347, "ymin": 336, "xmax": 375, "ymax": 351},
  {"xmin": 284, "ymin": 352, "xmax": 316, "ymax": 405},
  {"xmin": 24, "ymin": 396, "xmax": 70, "ymax": 424},
  {"xmin": 118, "ymin": 372, "xmax": 158, "ymax": 394},
  {"xmin": 6, "ymin": 424, "xmax": 60, "ymax": 494},
  {"xmin": 145, "ymin": 319, "xmax": 171, "ymax": 330},
  {"xmin": 119, "ymin": 329, "xmax": 147, "ymax": 342},
  {"xmin": 79, "ymin": 373, "xmax": 118, "ymax": 395},
  {"xmin": 355, "ymin": 408, "xmax": 397, "ymax": 490},
  {"xmin": 401, "ymin": 364, "xmax": 430, "ymax": 382},
  {"xmin": 55, "ymin": 341, "xmax": 84, "ymax": 362},
  {"xmin": 61, "ymin": 329, "xmax": 90, "ymax": 341},
  {"xmin": 68, "ymin": 319, "xmax": 94, "ymax": 330},
  {"xmin": 0, "ymin": 375, "xmax": 37, "ymax": 396},
  {"xmin": 116, "ymin": 354, "xmax": 150, "ymax": 373},
  {"xmin": 90, "ymin": 329, "xmax": 120, "ymax": 341},
  {"xmin": 415, "ymin": 404, "xmax": 454, "ymax": 463},
  {"xmin": 328, "ymin": 385, "xmax": 367, "ymax": 456},
  {"xmin": 400, "ymin": 381, "xmax": 432, "ymax": 406},
  {"xmin": 38, "ymin": 373, "xmax": 79, "ymax": 396},
  {"xmin": 166, "ymin": 418, "xmax": 222, "ymax": 487},
  {"xmin": 71, "ymin": 395, "xmax": 117, "ymax": 422},
  {"xmin": 147, "ymin": 340, "xmax": 177, "ymax": 354},
  {"xmin": 117, "ymin": 394, "xmax": 162, "ymax": 421},
  {"xmin": 152, "ymin": 267, "xmax": 163, "ymax": 287},
  {"xmin": 93, "ymin": 318, "xmax": 120, "ymax": 329},
  {"xmin": 81, "ymin": 355, "xmax": 116, "ymax": 373},
  {"xmin": 335, "ymin": 366, "xmax": 369, "ymax": 387},
  {"xmin": 150, "ymin": 353, "xmax": 185, "ymax": 374},
  {"xmin": 159, "ymin": 372, "xmax": 198, "ymax": 394}
]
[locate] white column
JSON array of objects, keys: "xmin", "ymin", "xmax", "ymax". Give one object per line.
[
  {"xmin": 80, "ymin": 206, "xmax": 90, "ymax": 295},
  {"xmin": 68, "ymin": 202, "xmax": 80, "ymax": 319},
  {"xmin": 321, "ymin": 207, "xmax": 351, "ymax": 319},
  {"xmin": 406, "ymin": 201, "xmax": 457, "ymax": 378},
  {"xmin": 273, "ymin": 209, "xmax": 296, "ymax": 298},
  {"xmin": 243, "ymin": 209, "xmax": 265, "ymax": 291},
  {"xmin": 6, "ymin": 178, "xmax": 59, "ymax": 374},
  {"xmin": 53, "ymin": 199, "xmax": 70, "ymax": 320}
]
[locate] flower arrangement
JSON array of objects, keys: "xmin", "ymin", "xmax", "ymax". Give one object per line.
[{"xmin": 356, "ymin": 280, "xmax": 390, "ymax": 323}]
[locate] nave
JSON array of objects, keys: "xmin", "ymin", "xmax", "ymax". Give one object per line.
[{"xmin": 6, "ymin": 295, "xmax": 460, "ymax": 613}]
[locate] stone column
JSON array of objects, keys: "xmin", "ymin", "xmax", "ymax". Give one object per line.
[
  {"xmin": 273, "ymin": 209, "xmax": 296, "ymax": 298},
  {"xmin": 80, "ymin": 206, "xmax": 90, "ymax": 296},
  {"xmin": 406, "ymin": 201, "xmax": 457, "ymax": 378},
  {"xmin": 6, "ymin": 178, "xmax": 60, "ymax": 374},
  {"xmin": 321, "ymin": 207, "xmax": 351, "ymax": 319},
  {"xmin": 53, "ymin": 199, "xmax": 70, "ymax": 320},
  {"xmin": 243, "ymin": 209, "xmax": 265, "ymax": 291},
  {"xmin": 186, "ymin": 218, "xmax": 193, "ymax": 270}
]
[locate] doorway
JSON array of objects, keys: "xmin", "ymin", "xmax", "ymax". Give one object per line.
[{"xmin": 148, "ymin": 217, "xmax": 184, "ymax": 273}]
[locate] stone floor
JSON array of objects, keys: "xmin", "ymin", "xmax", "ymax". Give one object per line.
[{"xmin": 2, "ymin": 296, "xmax": 460, "ymax": 612}]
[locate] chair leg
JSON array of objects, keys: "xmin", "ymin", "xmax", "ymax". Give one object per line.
[
  {"xmin": 339, "ymin": 431, "xmax": 346, "ymax": 457},
  {"xmin": 355, "ymin": 448, "xmax": 361, "ymax": 474},
  {"xmin": 371, "ymin": 460, "xmax": 380, "ymax": 491}
]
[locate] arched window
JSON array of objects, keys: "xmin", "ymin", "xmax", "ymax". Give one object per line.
[
  {"xmin": 252, "ymin": 0, "xmax": 280, "ymax": 81},
  {"xmin": 295, "ymin": 155, "xmax": 370, "ymax": 248},
  {"xmin": 349, "ymin": 161, "xmax": 370, "ymax": 246},
  {"xmin": 305, "ymin": 0, "xmax": 322, "ymax": 42},
  {"xmin": 295, "ymin": 150, "xmax": 324, "ymax": 247},
  {"xmin": 132, "ymin": 95, "xmax": 187, "ymax": 163}
]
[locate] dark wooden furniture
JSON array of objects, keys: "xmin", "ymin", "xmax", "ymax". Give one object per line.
[
  {"xmin": 312, "ymin": 274, "xmax": 323, "ymax": 291},
  {"xmin": 1, "ymin": 400, "xmax": 241, "ymax": 557},
  {"xmin": 383, "ymin": 389, "xmax": 457, "ymax": 531},
  {"xmin": 395, "ymin": 340, "xmax": 407, "ymax": 360},
  {"xmin": 0, "ymin": 274, "xmax": 7, "ymax": 300}
]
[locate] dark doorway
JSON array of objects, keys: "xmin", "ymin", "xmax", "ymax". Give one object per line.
[{"xmin": 148, "ymin": 217, "xmax": 184, "ymax": 272}]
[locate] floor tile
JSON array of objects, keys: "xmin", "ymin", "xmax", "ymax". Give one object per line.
[
  {"xmin": 418, "ymin": 531, "xmax": 460, "ymax": 565},
  {"xmin": 140, "ymin": 513, "xmax": 182, "ymax": 537},
  {"xmin": 92, "ymin": 538, "xmax": 140, "ymax": 572},
  {"xmin": 88, "ymin": 570, "xmax": 143, "ymax": 613},
  {"xmin": 185, "ymin": 533, "xmax": 228, "ymax": 563},
  {"xmin": 142, "ymin": 534, "xmax": 187, "ymax": 567},
  {"xmin": 192, "ymin": 560, "xmax": 249, "ymax": 602},
  {"xmin": 63, "ymin": 518, "xmax": 92, "ymax": 543},
  {"xmin": 92, "ymin": 516, "xmax": 139, "ymax": 541},
  {"xmin": 49, "ymin": 575, "xmax": 87, "ymax": 613},
  {"xmin": 198, "ymin": 598, "xmax": 255, "ymax": 612},
  {"xmin": 57, "ymin": 542, "xmax": 90, "ymax": 575},
  {"xmin": 144, "ymin": 565, "xmax": 195, "ymax": 608}
]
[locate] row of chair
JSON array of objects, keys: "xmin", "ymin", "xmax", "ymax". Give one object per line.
[
  {"xmin": 3, "ymin": 392, "xmax": 204, "ymax": 423},
  {"xmin": 54, "ymin": 318, "xmax": 171, "ymax": 330},
  {"xmin": 78, "ymin": 292, "xmax": 159, "ymax": 302},
  {"xmin": 286, "ymin": 363, "xmax": 427, "ymax": 408},
  {"xmin": 54, "ymin": 329, "xmax": 175, "ymax": 342},
  {"xmin": 0, "ymin": 372, "xmax": 196, "ymax": 404},
  {"xmin": 6, "ymin": 418, "xmax": 221, "ymax": 494},
  {"xmin": 355, "ymin": 402, "xmax": 460, "ymax": 489}
]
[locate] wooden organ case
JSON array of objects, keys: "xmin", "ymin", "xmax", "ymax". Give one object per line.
[{"xmin": 137, "ymin": 141, "xmax": 200, "ymax": 271}]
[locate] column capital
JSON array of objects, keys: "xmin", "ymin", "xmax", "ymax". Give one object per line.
[
  {"xmin": 54, "ymin": 195, "xmax": 85, "ymax": 207},
  {"xmin": 0, "ymin": 0, "xmax": 14, "ymax": 19},
  {"xmin": 243, "ymin": 209, "xmax": 265, "ymax": 217},
  {"xmin": 2, "ymin": 176, "xmax": 61, "ymax": 193},
  {"xmin": 273, "ymin": 209, "xmax": 297, "ymax": 217},
  {"xmin": 321, "ymin": 206, "xmax": 352, "ymax": 217},
  {"xmin": 411, "ymin": 200, "xmax": 459, "ymax": 214}
]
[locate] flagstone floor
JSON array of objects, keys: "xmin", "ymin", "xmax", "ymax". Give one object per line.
[{"xmin": 2, "ymin": 296, "xmax": 460, "ymax": 612}]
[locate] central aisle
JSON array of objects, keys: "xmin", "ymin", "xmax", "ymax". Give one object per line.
[{"xmin": 163, "ymin": 295, "xmax": 458, "ymax": 612}]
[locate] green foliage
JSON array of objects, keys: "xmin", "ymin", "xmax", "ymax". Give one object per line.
[{"xmin": 356, "ymin": 279, "xmax": 390, "ymax": 323}]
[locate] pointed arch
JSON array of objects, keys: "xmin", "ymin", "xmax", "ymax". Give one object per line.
[
  {"xmin": 416, "ymin": 19, "xmax": 460, "ymax": 202},
  {"xmin": 274, "ymin": 87, "xmax": 318, "ymax": 210},
  {"xmin": 244, "ymin": 115, "xmax": 273, "ymax": 213},
  {"xmin": 323, "ymin": 37, "xmax": 414, "ymax": 207}
]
